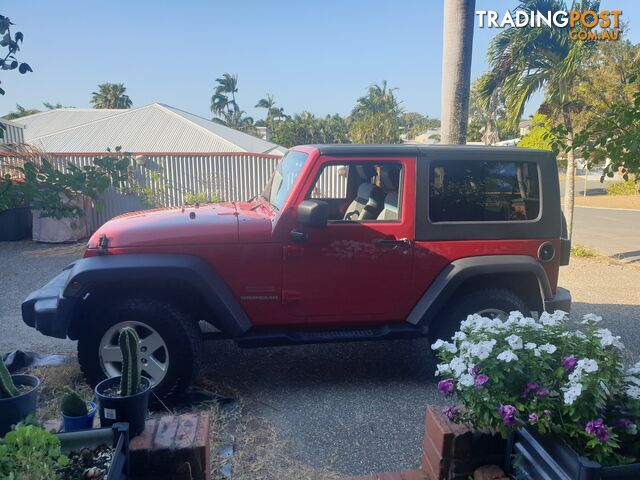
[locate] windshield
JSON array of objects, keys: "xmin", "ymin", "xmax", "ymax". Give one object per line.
[{"xmin": 262, "ymin": 151, "xmax": 309, "ymax": 210}]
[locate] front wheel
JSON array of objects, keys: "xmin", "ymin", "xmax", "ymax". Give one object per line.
[
  {"xmin": 78, "ymin": 297, "xmax": 202, "ymax": 399},
  {"xmin": 429, "ymin": 288, "xmax": 530, "ymax": 344}
]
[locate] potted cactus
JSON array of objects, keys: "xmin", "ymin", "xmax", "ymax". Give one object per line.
[
  {"xmin": 60, "ymin": 386, "xmax": 96, "ymax": 432},
  {"xmin": 0, "ymin": 360, "xmax": 41, "ymax": 436},
  {"xmin": 95, "ymin": 327, "xmax": 151, "ymax": 436}
]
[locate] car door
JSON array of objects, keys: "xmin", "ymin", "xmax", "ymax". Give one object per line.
[{"xmin": 281, "ymin": 156, "xmax": 416, "ymax": 325}]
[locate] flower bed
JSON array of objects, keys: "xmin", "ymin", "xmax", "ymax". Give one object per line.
[{"xmin": 432, "ymin": 311, "xmax": 640, "ymax": 466}]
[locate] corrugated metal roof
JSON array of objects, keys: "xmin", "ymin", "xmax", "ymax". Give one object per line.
[
  {"xmin": 19, "ymin": 103, "xmax": 286, "ymax": 155},
  {"xmin": 18, "ymin": 108, "xmax": 124, "ymax": 138}
]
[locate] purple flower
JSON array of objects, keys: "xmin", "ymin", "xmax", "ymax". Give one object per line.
[
  {"xmin": 442, "ymin": 405, "xmax": 459, "ymax": 421},
  {"xmin": 615, "ymin": 418, "xmax": 632, "ymax": 429},
  {"xmin": 543, "ymin": 409, "xmax": 552, "ymax": 416},
  {"xmin": 471, "ymin": 365, "xmax": 480, "ymax": 376},
  {"xmin": 474, "ymin": 374, "xmax": 489, "ymax": 387},
  {"xmin": 438, "ymin": 379, "xmax": 455, "ymax": 395},
  {"xmin": 521, "ymin": 381, "xmax": 542, "ymax": 398},
  {"xmin": 562, "ymin": 355, "xmax": 577, "ymax": 372},
  {"xmin": 529, "ymin": 413, "xmax": 539, "ymax": 424},
  {"xmin": 536, "ymin": 388, "xmax": 549, "ymax": 397},
  {"xmin": 585, "ymin": 418, "xmax": 610, "ymax": 442},
  {"xmin": 499, "ymin": 404, "xmax": 518, "ymax": 428}
]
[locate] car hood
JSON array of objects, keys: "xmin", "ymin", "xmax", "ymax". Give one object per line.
[
  {"xmin": 88, "ymin": 202, "xmax": 240, "ymax": 248},
  {"xmin": 88, "ymin": 201, "xmax": 276, "ymax": 249}
]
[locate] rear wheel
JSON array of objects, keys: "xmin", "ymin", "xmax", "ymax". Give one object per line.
[
  {"xmin": 78, "ymin": 297, "xmax": 202, "ymax": 399},
  {"xmin": 429, "ymin": 288, "xmax": 529, "ymax": 344}
]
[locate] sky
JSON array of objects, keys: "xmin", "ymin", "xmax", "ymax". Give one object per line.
[{"xmin": 1, "ymin": 0, "xmax": 639, "ymax": 122}]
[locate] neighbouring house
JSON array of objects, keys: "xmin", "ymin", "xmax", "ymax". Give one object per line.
[
  {"xmin": 0, "ymin": 118, "xmax": 25, "ymax": 145},
  {"xmin": 6, "ymin": 103, "xmax": 287, "ymax": 231},
  {"xmin": 519, "ymin": 119, "xmax": 532, "ymax": 136}
]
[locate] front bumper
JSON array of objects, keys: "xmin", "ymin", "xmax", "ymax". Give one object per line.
[
  {"xmin": 22, "ymin": 267, "xmax": 75, "ymax": 339},
  {"xmin": 543, "ymin": 286, "xmax": 572, "ymax": 313}
]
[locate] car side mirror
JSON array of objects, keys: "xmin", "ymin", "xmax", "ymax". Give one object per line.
[{"xmin": 297, "ymin": 200, "xmax": 328, "ymax": 228}]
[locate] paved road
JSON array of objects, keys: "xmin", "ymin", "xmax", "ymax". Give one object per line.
[
  {"xmin": 572, "ymin": 206, "xmax": 640, "ymax": 263},
  {"xmin": 2, "ymin": 241, "xmax": 639, "ymax": 476}
]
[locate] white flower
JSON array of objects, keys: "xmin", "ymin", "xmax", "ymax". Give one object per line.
[
  {"xmin": 449, "ymin": 357, "xmax": 467, "ymax": 378},
  {"xmin": 431, "ymin": 340, "xmax": 457, "ymax": 353},
  {"xmin": 628, "ymin": 424, "xmax": 638, "ymax": 435},
  {"xmin": 581, "ymin": 313, "xmax": 602, "ymax": 324},
  {"xmin": 506, "ymin": 334, "xmax": 523, "ymax": 350},
  {"xmin": 569, "ymin": 370, "xmax": 582, "ymax": 383},
  {"xmin": 467, "ymin": 340, "xmax": 495, "ymax": 360},
  {"xmin": 524, "ymin": 342, "xmax": 537, "ymax": 350},
  {"xmin": 564, "ymin": 383, "xmax": 583, "ymax": 405},
  {"xmin": 538, "ymin": 343, "xmax": 557, "ymax": 354},
  {"xmin": 452, "ymin": 331, "xmax": 467, "ymax": 342},
  {"xmin": 626, "ymin": 385, "xmax": 640, "ymax": 400},
  {"xmin": 435, "ymin": 363, "xmax": 452, "ymax": 377},
  {"xmin": 625, "ymin": 376, "xmax": 640, "ymax": 387},
  {"xmin": 497, "ymin": 350, "xmax": 518, "ymax": 363},
  {"xmin": 629, "ymin": 361, "xmax": 640, "ymax": 376},
  {"xmin": 539, "ymin": 310, "xmax": 566, "ymax": 326},
  {"xmin": 458, "ymin": 374, "xmax": 475, "ymax": 388},
  {"xmin": 594, "ymin": 328, "xmax": 623, "ymax": 349},
  {"xmin": 577, "ymin": 359, "xmax": 598, "ymax": 373}
]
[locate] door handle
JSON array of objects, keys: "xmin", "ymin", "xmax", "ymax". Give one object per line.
[{"xmin": 374, "ymin": 238, "xmax": 411, "ymax": 248}]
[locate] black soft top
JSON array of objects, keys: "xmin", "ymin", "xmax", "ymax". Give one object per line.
[{"xmin": 306, "ymin": 144, "xmax": 551, "ymax": 157}]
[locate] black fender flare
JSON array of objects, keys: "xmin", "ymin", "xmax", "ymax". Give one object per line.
[
  {"xmin": 64, "ymin": 253, "xmax": 251, "ymax": 337},
  {"xmin": 406, "ymin": 255, "xmax": 552, "ymax": 327}
]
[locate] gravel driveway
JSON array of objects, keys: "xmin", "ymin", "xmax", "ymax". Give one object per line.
[{"xmin": 1, "ymin": 241, "xmax": 639, "ymax": 476}]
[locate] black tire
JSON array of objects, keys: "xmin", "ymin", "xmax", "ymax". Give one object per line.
[
  {"xmin": 429, "ymin": 288, "xmax": 529, "ymax": 344},
  {"xmin": 77, "ymin": 297, "xmax": 203, "ymax": 399}
]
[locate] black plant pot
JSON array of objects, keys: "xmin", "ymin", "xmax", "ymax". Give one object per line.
[
  {"xmin": 95, "ymin": 377, "xmax": 150, "ymax": 437},
  {"xmin": 0, "ymin": 374, "xmax": 40, "ymax": 436},
  {"xmin": 0, "ymin": 206, "xmax": 32, "ymax": 241},
  {"xmin": 509, "ymin": 427, "xmax": 640, "ymax": 480}
]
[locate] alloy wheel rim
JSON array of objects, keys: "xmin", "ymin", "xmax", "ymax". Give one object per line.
[
  {"xmin": 98, "ymin": 320, "xmax": 169, "ymax": 387},
  {"xmin": 476, "ymin": 308, "xmax": 508, "ymax": 320}
]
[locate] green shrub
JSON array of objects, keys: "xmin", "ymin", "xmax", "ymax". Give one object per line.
[
  {"xmin": 606, "ymin": 180, "xmax": 639, "ymax": 196},
  {"xmin": 571, "ymin": 245, "xmax": 597, "ymax": 257},
  {"xmin": 0, "ymin": 424, "xmax": 68, "ymax": 480},
  {"xmin": 183, "ymin": 191, "xmax": 221, "ymax": 204}
]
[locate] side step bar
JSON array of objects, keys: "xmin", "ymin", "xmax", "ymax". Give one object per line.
[{"xmin": 235, "ymin": 323, "xmax": 428, "ymax": 348}]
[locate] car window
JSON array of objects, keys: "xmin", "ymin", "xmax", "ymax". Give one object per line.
[
  {"xmin": 429, "ymin": 160, "xmax": 540, "ymax": 222},
  {"xmin": 307, "ymin": 162, "xmax": 403, "ymax": 222},
  {"xmin": 263, "ymin": 151, "xmax": 309, "ymax": 209}
]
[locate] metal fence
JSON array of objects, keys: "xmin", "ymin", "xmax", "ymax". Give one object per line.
[{"xmin": 1, "ymin": 152, "xmax": 282, "ymax": 232}]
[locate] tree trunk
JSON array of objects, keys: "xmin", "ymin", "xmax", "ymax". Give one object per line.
[
  {"xmin": 440, "ymin": 0, "xmax": 476, "ymax": 144},
  {"xmin": 563, "ymin": 118, "xmax": 575, "ymax": 239}
]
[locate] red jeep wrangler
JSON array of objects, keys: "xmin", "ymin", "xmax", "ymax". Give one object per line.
[{"xmin": 23, "ymin": 145, "xmax": 571, "ymax": 398}]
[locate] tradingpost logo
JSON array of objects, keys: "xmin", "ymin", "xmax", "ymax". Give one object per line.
[{"xmin": 476, "ymin": 9, "xmax": 622, "ymax": 41}]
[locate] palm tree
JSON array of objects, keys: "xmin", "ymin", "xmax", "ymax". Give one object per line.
[
  {"xmin": 479, "ymin": 0, "xmax": 598, "ymax": 239},
  {"xmin": 213, "ymin": 109, "xmax": 256, "ymax": 134},
  {"xmin": 211, "ymin": 73, "xmax": 239, "ymax": 116},
  {"xmin": 351, "ymin": 81, "xmax": 402, "ymax": 119},
  {"xmin": 90, "ymin": 83, "xmax": 132, "ymax": 109},
  {"xmin": 256, "ymin": 94, "xmax": 286, "ymax": 122},
  {"xmin": 440, "ymin": 0, "xmax": 476, "ymax": 144}
]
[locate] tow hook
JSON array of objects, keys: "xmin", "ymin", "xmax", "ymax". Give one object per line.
[{"xmin": 97, "ymin": 234, "xmax": 109, "ymax": 254}]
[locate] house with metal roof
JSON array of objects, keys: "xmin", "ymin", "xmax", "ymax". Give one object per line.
[
  {"xmin": 0, "ymin": 118, "xmax": 25, "ymax": 145},
  {"xmin": 18, "ymin": 103, "xmax": 286, "ymax": 155},
  {"xmin": 8, "ymin": 104, "xmax": 286, "ymax": 231}
]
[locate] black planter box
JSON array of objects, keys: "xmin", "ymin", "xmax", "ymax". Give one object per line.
[
  {"xmin": 56, "ymin": 422, "xmax": 130, "ymax": 480},
  {"xmin": 0, "ymin": 206, "xmax": 32, "ymax": 241},
  {"xmin": 509, "ymin": 427, "xmax": 640, "ymax": 480}
]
